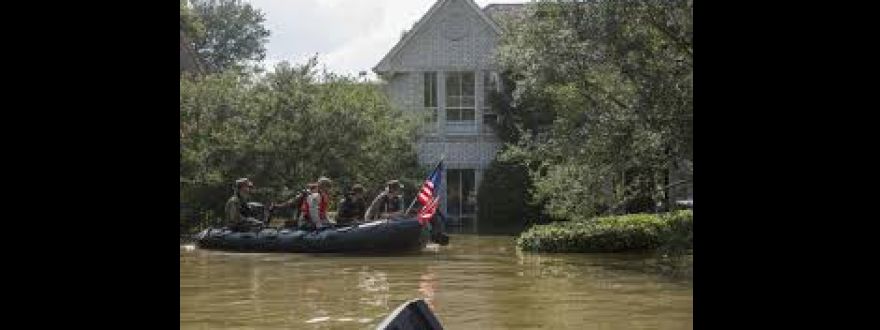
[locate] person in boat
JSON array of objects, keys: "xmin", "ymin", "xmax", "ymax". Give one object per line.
[
  {"xmin": 366, "ymin": 180, "xmax": 405, "ymax": 220},
  {"xmin": 225, "ymin": 178, "xmax": 262, "ymax": 231},
  {"xmin": 302, "ymin": 177, "xmax": 333, "ymax": 229},
  {"xmin": 271, "ymin": 185, "xmax": 311, "ymax": 229},
  {"xmin": 336, "ymin": 184, "xmax": 367, "ymax": 226}
]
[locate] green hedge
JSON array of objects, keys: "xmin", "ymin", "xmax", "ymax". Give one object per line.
[{"xmin": 516, "ymin": 210, "xmax": 692, "ymax": 252}]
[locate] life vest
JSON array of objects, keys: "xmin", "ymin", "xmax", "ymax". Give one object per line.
[
  {"xmin": 319, "ymin": 192, "xmax": 329, "ymax": 220},
  {"xmin": 300, "ymin": 191, "xmax": 329, "ymax": 220}
]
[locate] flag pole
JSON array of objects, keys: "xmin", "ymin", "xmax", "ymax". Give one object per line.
[{"xmin": 404, "ymin": 193, "xmax": 419, "ymax": 216}]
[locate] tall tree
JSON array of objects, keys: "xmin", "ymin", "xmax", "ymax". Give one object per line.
[
  {"xmin": 181, "ymin": 0, "xmax": 271, "ymax": 73},
  {"xmin": 493, "ymin": 0, "xmax": 692, "ymax": 219}
]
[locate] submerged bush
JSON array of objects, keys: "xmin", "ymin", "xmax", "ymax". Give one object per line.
[{"xmin": 516, "ymin": 210, "xmax": 692, "ymax": 253}]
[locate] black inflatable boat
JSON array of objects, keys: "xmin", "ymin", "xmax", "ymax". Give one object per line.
[
  {"xmin": 193, "ymin": 217, "xmax": 445, "ymax": 253},
  {"xmin": 377, "ymin": 298, "xmax": 443, "ymax": 330}
]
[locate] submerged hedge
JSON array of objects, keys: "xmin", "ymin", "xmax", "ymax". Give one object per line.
[{"xmin": 516, "ymin": 210, "xmax": 693, "ymax": 253}]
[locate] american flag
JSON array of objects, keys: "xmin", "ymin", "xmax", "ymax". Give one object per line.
[
  {"xmin": 418, "ymin": 196, "xmax": 440, "ymax": 225},
  {"xmin": 416, "ymin": 161, "xmax": 443, "ymax": 225},
  {"xmin": 417, "ymin": 161, "xmax": 443, "ymax": 205}
]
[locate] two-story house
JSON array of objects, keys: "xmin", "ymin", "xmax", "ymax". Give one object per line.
[{"xmin": 373, "ymin": 0, "xmax": 523, "ymax": 229}]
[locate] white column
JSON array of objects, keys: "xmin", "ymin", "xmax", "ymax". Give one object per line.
[
  {"xmin": 437, "ymin": 71, "xmax": 448, "ymax": 218},
  {"xmin": 475, "ymin": 70, "xmax": 484, "ymax": 135},
  {"xmin": 441, "ymin": 167, "xmax": 448, "ymax": 221},
  {"xmin": 437, "ymin": 71, "xmax": 446, "ymax": 136},
  {"xmin": 474, "ymin": 168, "xmax": 482, "ymax": 231}
]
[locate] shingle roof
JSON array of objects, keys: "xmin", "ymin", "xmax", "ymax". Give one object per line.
[{"xmin": 482, "ymin": 3, "xmax": 527, "ymax": 25}]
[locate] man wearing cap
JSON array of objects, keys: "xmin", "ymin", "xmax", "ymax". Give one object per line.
[
  {"xmin": 336, "ymin": 184, "xmax": 367, "ymax": 225},
  {"xmin": 225, "ymin": 178, "xmax": 254, "ymax": 230},
  {"xmin": 366, "ymin": 180, "xmax": 405, "ymax": 220}
]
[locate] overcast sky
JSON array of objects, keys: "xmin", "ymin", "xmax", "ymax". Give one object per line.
[{"xmin": 244, "ymin": 0, "xmax": 531, "ymax": 80}]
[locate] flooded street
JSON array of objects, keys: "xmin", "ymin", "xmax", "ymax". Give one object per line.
[{"xmin": 180, "ymin": 234, "xmax": 692, "ymax": 329}]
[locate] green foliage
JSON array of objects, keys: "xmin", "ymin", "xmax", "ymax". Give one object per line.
[
  {"xmin": 183, "ymin": 0, "xmax": 271, "ymax": 73},
  {"xmin": 494, "ymin": 0, "xmax": 693, "ymax": 219},
  {"xmin": 180, "ymin": 0, "xmax": 205, "ymax": 40},
  {"xmin": 180, "ymin": 59, "xmax": 422, "ymax": 234},
  {"xmin": 516, "ymin": 210, "xmax": 692, "ymax": 253},
  {"xmin": 476, "ymin": 158, "xmax": 542, "ymax": 234}
]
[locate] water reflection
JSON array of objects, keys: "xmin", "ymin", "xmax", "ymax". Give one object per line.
[
  {"xmin": 417, "ymin": 270, "xmax": 438, "ymax": 311},
  {"xmin": 357, "ymin": 267, "xmax": 390, "ymax": 308},
  {"xmin": 181, "ymin": 235, "xmax": 692, "ymax": 329}
]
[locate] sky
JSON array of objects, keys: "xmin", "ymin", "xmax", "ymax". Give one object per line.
[{"xmin": 244, "ymin": 0, "xmax": 531, "ymax": 80}]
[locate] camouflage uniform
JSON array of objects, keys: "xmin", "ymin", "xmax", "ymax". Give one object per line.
[
  {"xmin": 225, "ymin": 194, "xmax": 245, "ymax": 227},
  {"xmin": 225, "ymin": 178, "xmax": 257, "ymax": 230}
]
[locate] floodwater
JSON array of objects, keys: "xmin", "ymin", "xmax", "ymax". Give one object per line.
[{"xmin": 180, "ymin": 235, "xmax": 692, "ymax": 329}]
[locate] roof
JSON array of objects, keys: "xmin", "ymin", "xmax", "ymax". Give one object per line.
[
  {"xmin": 482, "ymin": 3, "xmax": 526, "ymax": 24},
  {"xmin": 373, "ymin": 0, "xmax": 504, "ymax": 74}
]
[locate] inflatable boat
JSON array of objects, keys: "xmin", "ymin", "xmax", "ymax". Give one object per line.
[
  {"xmin": 193, "ymin": 217, "xmax": 445, "ymax": 253},
  {"xmin": 377, "ymin": 298, "xmax": 443, "ymax": 330}
]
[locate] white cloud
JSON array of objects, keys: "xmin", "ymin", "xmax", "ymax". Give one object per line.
[{"xmin": 245, "ymin": 0, "xmax": 531, "ymax": 80}]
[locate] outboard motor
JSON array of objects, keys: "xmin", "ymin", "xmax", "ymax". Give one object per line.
[
  {"xmin": 234, "ymin": 202, "xmax": 267, "ymax": 231},
  {"xmin": 244, "ymin": 202, "xmax": 268, "ymax": 221}
]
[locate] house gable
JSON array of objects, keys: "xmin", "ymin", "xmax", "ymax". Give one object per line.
[{"xmin": 374, "ymin": 0, "xmax": 503, "ymax": 74}]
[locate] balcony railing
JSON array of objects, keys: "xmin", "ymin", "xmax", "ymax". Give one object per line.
[{"xmin": 446, "ymin": 120, "xmax": 477, "ymax": 135}]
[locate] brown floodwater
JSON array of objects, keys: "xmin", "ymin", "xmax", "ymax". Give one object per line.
[{"xmin": 180, "ymin": 234, "xmax": 692, "ymax": 329}]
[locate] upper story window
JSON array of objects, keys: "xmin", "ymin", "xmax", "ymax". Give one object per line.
[
  {"xmin": 445, "ymin": 71, "xmax": 475, "ymax": 122},
  {"xmin": 423, "ymin": 72, "xmax": 438, "ymax": 124}
]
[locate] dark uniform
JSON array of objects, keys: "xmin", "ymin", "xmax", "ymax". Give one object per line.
[
  {"xmin": 367, "ymin": 180, "xmax": 405, "ymax": 220},
  {"xmin": 336, "ymin": 193, "xmax": 367, "ymax": 225},
  {"xmin": 377, "ymin": 192, "xmax": 404, "ymax": 214}
]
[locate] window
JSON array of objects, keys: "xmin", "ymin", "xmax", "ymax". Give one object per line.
[
  {"xmin": 482, "ymin": 71, "xmax": 499, "ymax": 127},
  {"xmin": 424, "ymin": 72, "xmax": 437, "ymax": 125},
  {"xmin": 445, "ymin": 71, "xmax": 475, "ymax": 122}
]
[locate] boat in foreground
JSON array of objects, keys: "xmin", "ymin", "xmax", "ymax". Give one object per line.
[{"xmin": 377, "ymin": 298, "xmax": 443, "ymax": 330}]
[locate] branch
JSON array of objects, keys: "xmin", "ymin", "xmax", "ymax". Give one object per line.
[{"xmin": 644, "ymin": 10, "xmax": 692, "ymax": 59}]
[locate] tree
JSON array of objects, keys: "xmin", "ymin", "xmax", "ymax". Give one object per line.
[
  {"xmin": 181, "ymin": 0, "xmax": 271, "ymax": 73},
  {"xmin": 476, "ymin": 159, "xmax": 542, "ymax": 233},
  {"xmin": 180, "ymin": 59, "xmax": 423, "ymax": 233},
  {"xmin": 494, "ymin": 0, "xmax": 692, "ymax": 219}
]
